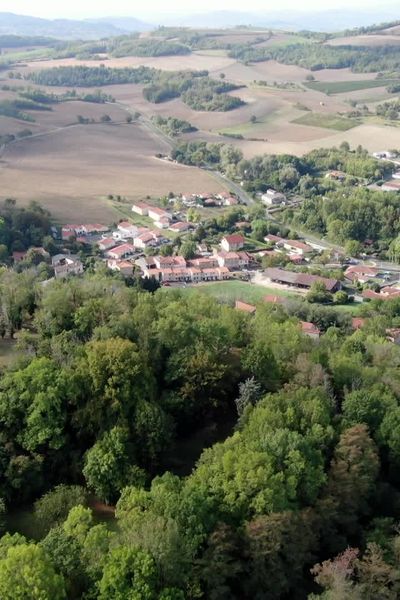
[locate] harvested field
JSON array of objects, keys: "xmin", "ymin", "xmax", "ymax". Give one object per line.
[
  {"xmin": 228, "ymin": 122, "xmax": 400, "ymax": 157},
  {"xmin": 23, "ymin": 52, "xmax": 234, "ymax": 74},
  {"xmin": 0, "ymin": 122, "xmax": 225, "ymax": 223},
  {"xmin": 326, "ymin": 35, "xmax": 400, "ymax": 46}
]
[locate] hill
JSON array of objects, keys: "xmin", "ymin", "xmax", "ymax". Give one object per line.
[{"xmin": 0, "ymin": 12, "xmax": 128, "ymax": 39}]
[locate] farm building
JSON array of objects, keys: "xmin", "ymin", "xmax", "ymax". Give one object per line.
[
  {"xmin": 221, "ymin": 234, "xmax": 245, "ymax": 252},
  {"xmin": 264, "ymin": 268, "xmax": 340, "ymax": 292},
  {"xmin": 261, "ymin": 189, "xmax": 287, "ymax": 206}
]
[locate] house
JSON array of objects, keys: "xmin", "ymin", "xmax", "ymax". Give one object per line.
[
  {"xmin": 133, "ymin": 231, "xmax": 160, "ymax": 249},
  {"xmin": 13, "ymin": 247, "xmax": 50, "ymax": 263},
  {"xmin": 264, "ymin": 234, "xmax": 284, "ymax": 246},
  {"xmin": 382, "ymin": 180, "xmax": 400, "ymax": 192},
  {"xmin": 196, "ymin": 243, "xmax": 211, "ymax": 256},
  {"xmin": 107, "ymin": 259, "xmax": 133, "ymax": 276},
  {"xmin": 105, "ymin": 243, "xmax": 135, "ymax": 260},
  {"xmin": 221, "ymin": 234, "xmax": 244, "ymax": 252},
  {"xmin": 362, "ymin": 287, "xmax": 400, "ymax": 301},
  {"xmin": 169, "ymin": 221, "xmax": 191, "ymax": 233},
  {"xmin": 116, "ymin": 221, "xmax": 139, "ymax": 239},
  {"xmin": 61, "ymin": 224, "xmax": 108, "ymax": 240},
  {"xmin": 352, "ymin": 317, "xmax": 366, "ymax": 330},
  {"xmin": 131, "ymin": 202, "xmax": 150, "ymax": 216},
  {"xmin": 325, "ymin": 170, "xmax": 346, "ymax": 181},
  {"xmin": 52, "ymin": 254, "xmax": 84, "ymax": 279},
  {"xmin": 216, "ymin": 251, "xmax": 250, "ymax": 270},
  {"xmin": 224, "ymin": 196, "xmax": 239, "ymax": 206},
  {"xmin": 148, "ymin": 207, "xmax": 172, "ymax": 223},
  {"xmin": 154, "ymin": 216, "xmax": 171, "ymax": 229},
  {"xmin": 300, "ymin": 321, "xmax": 321, "ymax": 339},
  {"xmin": 98, "ymin": 237, "xmax": 118, "ymax": 252},
  {"xmin": 264, "ymin": 267, "xmax": 340, "ymax": 292},
  {"xmin": 386, "ymin": 328, "xmax": 400, "ymax": 344},
  {"xmin": 261, "ymin": 189, "xmax": 286, "ymax": 206},
  {"xmin": 345, "ymin": 265, "xmax": 379, "ymax": 284},
  {"xmin": 153, "ymin": 256, "xmax": 186, "ymax": 269},
  {"xmin": 373, "ymin": 151, "xmax": 396, "ymax": 159},
  {"xmin": 190, "ymin": 257, "xmax": 219, "ymax": 269},
  {"xmin": 81, "ymin": 224, "xmax": 109, "ymax": 235},
  {"xmin": 235, "ymin": 300, "xmax": 256, "ymax": 314},
  {"xmin": 282, "ymin": 239, "xmax": 313, "ymax": 256}
]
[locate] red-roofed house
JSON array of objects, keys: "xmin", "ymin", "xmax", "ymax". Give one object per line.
[
  {"xmin": 169, "ymin": 221, "xmax": 191, "ymax": 233},
  {"xmin": 300, "ymin": 321, "xmax": 321, "ymax": 339},
  {"xmin": 345, "ymin": 265, "xmax": 379, "ymax": 284},
  {"xmin": 221, "ymin": 234, "xmax": 245, "ymax": 252},
  {"xmin": 98, "ymin": 237, "xmax": 118, "ymax": 251},
  {"xmin": 235, "ymin": 301, "xmax": 256, "ymax": 314},
  {"xmin": 107, "ymin": 259, "xmax": 133, "ymax": 276},
  {"xmin": 352, "ymin": 317, "xmax": 366, "ymax": 330},
  {"xmin": 132, "ymin": 202, "xmax": 150, "ymax": 216},
  {"xmin": 283, "ymin": 239, "xmax": 313, "ymax": 256},
  {"xmin": 105, "ymin": 243, "xmax": 135, "ymax": 259},
  {"xmin": 148, "ymin": 207, "xmax": 172, "ymax": 223}
]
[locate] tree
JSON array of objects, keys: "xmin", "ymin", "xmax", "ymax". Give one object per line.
[
  {"xmin": 100, "ymin": 114, "xmax": 111, "ymax": 122},
  {"xmin": 345, "ymin": 239, "xmax": 362, "ymax": 258},
  {"xmin": 235, "ymin": 377, "xmax": 263, "ymax": 417},
  {"xmin": 197, "ymin": 523, "xmax": 243, "ymax": 600},
  {"xmin": 244, "ymin": 510, "xmax": 319, "ymax": 599},
  {"xmin": 83, "ymin": 427, "xmax": 146, "ymax": 503},
  {"xmin": 34, "ymin": 485, "xmax": 87, "ymax": 534},
  {"xmin": 333, "ymin": 290, "xmax": 348, "ymax": 305},
  {"xmin": 250, "ymin": 115, "xmax": 257, "ymax": 123},
  {"xmin": 0, "ymin": 543, "xmax": 66, "ymax": 600},
  {"xmin": 180, "ymin": 241, "xmax": 196, "ymax": 260},
  {"xmin": 98, "ymin": 546, "xmax": 157, "ymax": 600},
  {"xmin": 307, "ymin": 281, "xmax": 333, "ymax": 304}
]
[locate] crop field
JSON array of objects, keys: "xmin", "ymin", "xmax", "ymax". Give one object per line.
[
  {"xmin": 0, "ymin": 122, "xmax": 225, "ymax": 223},
  {"xmin": 292, "ymin": 112, "xmax": 360, "ymax": 131},
  {"xmin": 326, "ymin": 34, "xmax": 400, "ymax": 47},
  {"xmin": 305, "ymin": 79, "xmax": 400, "ymax": 94}
]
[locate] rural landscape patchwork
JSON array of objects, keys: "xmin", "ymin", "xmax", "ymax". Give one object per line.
[{"xmin": 2, "ymin": 5, "xmax": 400, "ymax": 598}]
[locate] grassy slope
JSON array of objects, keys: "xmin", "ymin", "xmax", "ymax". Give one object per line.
[
  {"xmin": 304, "ymin": 79, "xmax": 400, "ymax": 94},
  {"xmin": 292, "ymin": 112, "xmax": 360, "ymax": 130}
]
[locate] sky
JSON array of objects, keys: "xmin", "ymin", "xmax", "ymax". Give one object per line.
[{"xmin": 1, "ymin": 0, "xmax": 396, "ymax": 20}]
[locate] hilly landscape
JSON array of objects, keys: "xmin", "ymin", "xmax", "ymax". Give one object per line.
[{"xmin": 1, "ymin": 10, "xmax": 400, "ymax": 600}]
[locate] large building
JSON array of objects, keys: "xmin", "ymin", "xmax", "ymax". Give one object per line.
[{"xmin": 264, "ymin": 268, "xmax": 340, "ymax": 292}]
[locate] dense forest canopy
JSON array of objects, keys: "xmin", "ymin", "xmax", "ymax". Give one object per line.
[
  {"xmin": 0, "ymin": 249, "xmax": 399, "ymax": 597},
  {"xmin": 229, "ymin": 42, "xmax": 400, "ymax": 72}
]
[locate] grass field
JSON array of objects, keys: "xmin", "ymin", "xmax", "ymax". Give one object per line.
[
  {"xmin": 184, "ymin": 280, "xmax": 298, "ymax": 304},
  {"xmin": 305, "ymin": 79, "xmax": 400, "ymax": 94},
  {"xmin": 292, "ymin": 112, "xmax": 360, "ymax": 131}
]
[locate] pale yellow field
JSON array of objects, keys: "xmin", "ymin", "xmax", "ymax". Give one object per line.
[
  {"xmin": 326, "ymin": 35, "xmax": 400, "ymax": 46},
  {"xmin": 0, "ymin": 122, "xmax": 225, "ymax": 223}
]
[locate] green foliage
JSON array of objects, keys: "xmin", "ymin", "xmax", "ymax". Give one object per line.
[
  {"xmin": 98, "ymin": 546, "xmax": 157, "ymax": 600},
  {"xmin": 34, "ymin": 484, "xmax": 87, "ymax": 533},
  {"xmin": 0, "ymin": 543, "xmax": 66, "ymax": 599},
  {"xmin": 83, "ymin": 427, "xmax": 146, "ymax": 503},
  {"xmin": 229, "ymin": 42, "xmax": 400, "ymax": 72},
  {"xmin": 151, "ymin": 115, "xmax": 197, "ymax": 137}
]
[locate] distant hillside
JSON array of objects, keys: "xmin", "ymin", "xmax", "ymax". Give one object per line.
[
  {"xmin": 162, "ymin": 8, "xmax": 400, "ymax": 31},
  {"xmin": 0, "ymin": 12, "xmax": 129, "ymax": 40},
  {"xmin": 85, "ymin": 17, "xmax": 153, "ymax": 33}
]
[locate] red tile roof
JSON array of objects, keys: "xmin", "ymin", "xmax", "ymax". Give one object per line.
[{"xmin": 235, "ymin": 300, "xmax": 256, "ymax": 314}]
